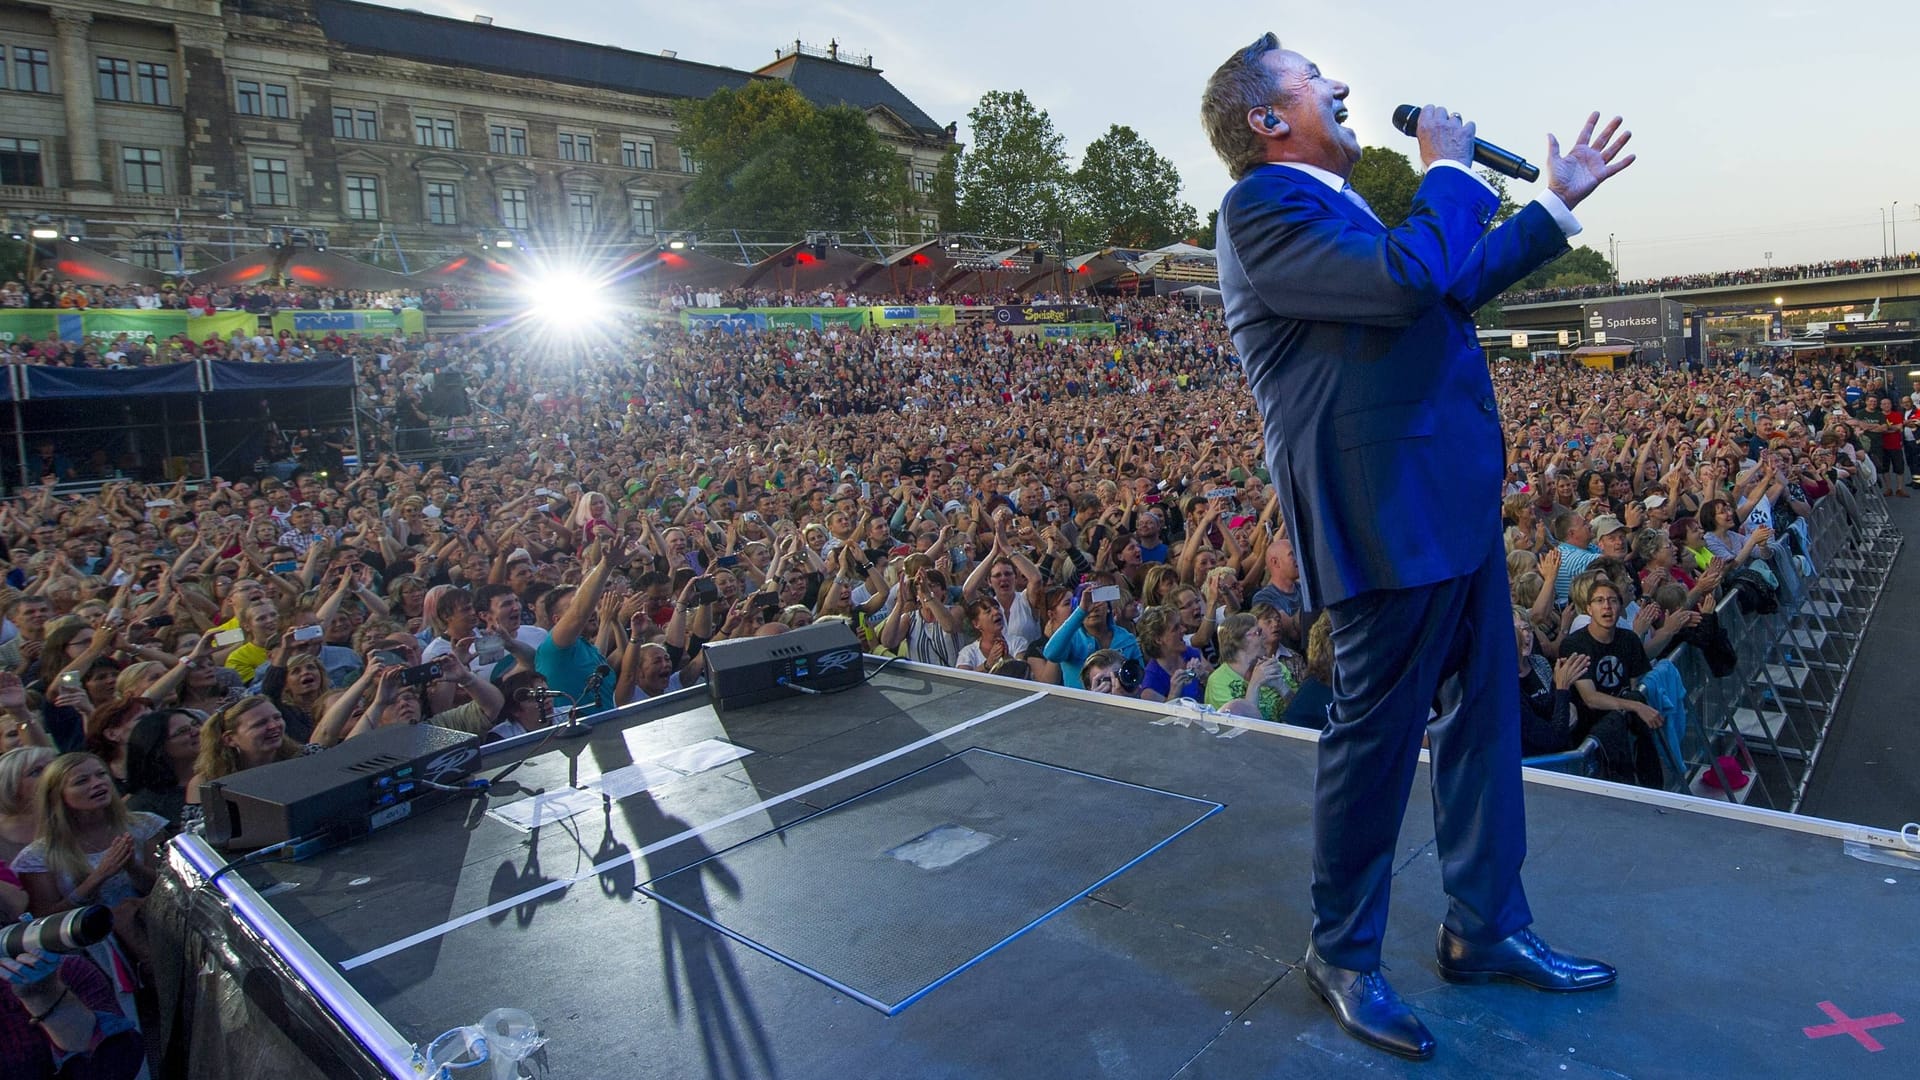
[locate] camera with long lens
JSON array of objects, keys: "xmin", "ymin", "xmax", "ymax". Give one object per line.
[{"xmin": 0, "ymin": 905, "xmax": 114, "ymax": 956}]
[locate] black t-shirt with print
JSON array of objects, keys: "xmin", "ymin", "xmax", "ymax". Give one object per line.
[{"xmin": 1561, "ymin": 625, "xmax": 1650, "ymax": 723}]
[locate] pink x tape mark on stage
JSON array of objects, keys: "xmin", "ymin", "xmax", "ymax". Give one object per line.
[{"xmin": 1803, "ymin": 1001, "xmax": 1904, "ymax": 1052}]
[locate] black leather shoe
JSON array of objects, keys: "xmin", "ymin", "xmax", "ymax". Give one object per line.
[
  {"xmin": 1303, "ymin": 946, "xmax": 1436, "ymax": 1060},
  {"xmin": 1436, "ymin": 927, "xmax": 1617, "ymax": 991}
]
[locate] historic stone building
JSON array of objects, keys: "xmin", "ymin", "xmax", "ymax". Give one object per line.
[{"xmin": 0, "ymin": 0, "xmax": 954, "ymax": 271}]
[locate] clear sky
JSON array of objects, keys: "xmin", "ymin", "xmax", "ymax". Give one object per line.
[{"xmin": 391, "ymin": 0, "xmax": 1920, "ymax": 280}]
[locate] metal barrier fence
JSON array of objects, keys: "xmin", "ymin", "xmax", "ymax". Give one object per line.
[{"xmin": 1570, "ymin": 479, "xmax": 1901, "ymax": 812}]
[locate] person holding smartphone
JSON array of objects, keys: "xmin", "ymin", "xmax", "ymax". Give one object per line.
[{"xmin": 1040, "ymin": 581, "xmax": 1142, "ymax": 690}]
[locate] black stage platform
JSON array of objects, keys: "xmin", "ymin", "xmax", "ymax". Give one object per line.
[{"xmin": 159, "ymin": 663, "xmax": 1920, "ymax": 1079}]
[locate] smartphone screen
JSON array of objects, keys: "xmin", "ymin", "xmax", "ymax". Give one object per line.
[{"xmin": 214, "ymin": 627, "xmax": 247, "ymax": 647}]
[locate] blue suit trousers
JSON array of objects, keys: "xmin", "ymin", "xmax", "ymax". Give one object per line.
[{"xmin": 1309, "ymin": 536, "xmax": 1531, "ymax": 971}]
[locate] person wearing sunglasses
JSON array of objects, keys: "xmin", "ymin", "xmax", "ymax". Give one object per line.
[{"xmin": 1202, "ymin": 32, "xmax": 1633, "ymax": 1060}]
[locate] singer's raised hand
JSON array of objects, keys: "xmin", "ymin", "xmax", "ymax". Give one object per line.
[{"xmin": 1546, "ymin": 111, "xmax": 1635, "ymax": 210}]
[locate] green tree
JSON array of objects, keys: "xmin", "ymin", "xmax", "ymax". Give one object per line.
[
  {"xmin": 954, "ymin": 90, "xmax": 1072, "ymax": 240},
  {"xmin": 1070, "ymin": 124, "xmax": 1198, "ymax": 249},
  {"xmin": 793, "ymin": 106, "xmax": 912, "ymax": 231},
  {"xmin": 0, "ymin": 237, "xmax": 26, "ymax": 283},
  {"xmin": 930, "ymin": 147, "xmax": 961, "ymax": 234},
  {"xmin": 1477, "ymin": 169, "xmax": 1522, "ymax": 225},
  {"xmin": 1512, "ymin": 244, "xmax": 1614, "ymax": 293},
  {"xmin": 673, "ymin": 82, "xmax": 901, "ymax": 234},
  {"xmin": 1346, "ymin": 146, "xmax": 1421, "ymax": 228},
  {"xmin": 1194, "ymin": 208, "xmax": 1218, "ymax": 250}
]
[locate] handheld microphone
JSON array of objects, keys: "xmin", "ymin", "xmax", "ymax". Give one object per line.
[{"xmin": 1391, "ymin": 105, "xmax": 1539, "ymax": 183}]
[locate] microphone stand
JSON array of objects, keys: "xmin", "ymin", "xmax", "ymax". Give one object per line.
[{"xmin": 559, "ymin": 667, "xmax": 610, "ymax": 740}]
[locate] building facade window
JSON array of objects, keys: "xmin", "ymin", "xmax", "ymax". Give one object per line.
[
  {"xmin": 344, "ymin": 174, "xmax": 379, "ymax": 220},
  {"xmin": 127, "ymin": 241, "xmax": 166, "ymax": 270},
  {"xmin": 0, "ymin": 137, "xmax": 44, "ymax": 186},
  {"xmin": 14, "ymin": 48, "xmax": 51, "ymax": 94},
  {"xmin": 490, "ymin": 124, "xmax": 528, "ymax": 155},
  {"xmin": 333, "ymin": 106, "xmax": 376, "ymax": 140},
  {"xmin": 566, "ymin": 191, "xmax": 594, "ymax": 233},
  {"xmin": 498, "ymin": 187, "xmax": 530, "ymax": 229},
  {"xmin": 559, "ymin": 132, "xmax": 593, "ymax": 162},
  {"xmin": 911, "ymin": 169, "xmax": 934, "ymax": 193},
  {"xmin": 235, "ymin": 79, "xmax": 261, "ymax": 114},
  {"xmin": 621, "ymin": 139, "xmax": 653, "ymax": 169},
  {"xmin": 96, "ymin": 57, "xmax": 132, "ymax": 101},
  {"xmin": 680, "ymin": 147, "xmax": 698, "ymax": 173},
  {"xmin": 629, "ymin": 195, "xmax": 656, "ymax": 235},
  {"xmin": 136, "ymin": 61, "xmax": 169, "ymax": 105},
  {"xmin": 425, "ymin": 180, "xmax": 459, "ymax": 225},
  {"xmin": 415, "ymin": 115, "xmax": 456, "ymax": 149},
  {"xmin": 263, "ymin": 82, "xmax": 290, "ymax": 118},
  {"xmin": 251, "ymin": 156, "xmax": 290, "ymax": 206},
  {"xmin": 121, "ymin": 146, "xmax": 164, "ymax": 193}
]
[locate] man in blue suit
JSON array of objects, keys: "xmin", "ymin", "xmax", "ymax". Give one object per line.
[{"xmin": 1203, "ymin": 35, "xmax": 1635, "ymax": 1060}]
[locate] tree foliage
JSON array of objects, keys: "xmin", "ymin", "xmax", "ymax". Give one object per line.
[
  {"xmin": 954, "ymin": 90, "xmax": 1072, "ymax": 240},
  {"xmin": 1195, "ymin": 209, "xmax": 1219, "ymax": 250},
  {"xmin": 930, "ymin": 147, "xmax": 961, "ymax": 234},
  {"xmin": 0, "ymin": 237, "xmax": 26, "ymax": 283},
  {"xmin": 1513, "ymin": 245, "xmax": 1614, "ymax": 292},
  {"xmin": 673, "ymin": 81, "xmax": 904, "ymax": 234},
  {"xmin": 1070, "ymin": 124, "xmax": 1198, "ymax": 249},
  {"xmin": 1346, "ymin": 146, "xmax": 1421, "ymax": 228}
]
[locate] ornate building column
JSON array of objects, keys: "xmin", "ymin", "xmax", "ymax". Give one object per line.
[{"xmin": 51, "ymin": 9, "xmax": 105, "ymax": 189}]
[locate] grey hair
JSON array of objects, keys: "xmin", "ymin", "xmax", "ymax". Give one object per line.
[{"xmin": 1201, "ymin": 33, "xmax": 1289, "ymax": 181}]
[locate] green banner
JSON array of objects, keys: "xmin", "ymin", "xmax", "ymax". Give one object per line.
[
  {"xmin": 679, "ymin": 307, "xmax": 870, "ymax": 331},
  {"xmin": 868, "ymin": 305, "xmax": 956, "ymax": 327},
  {"xmin": 1038, "ymin": 322, "xmax": 1117, "ymax": 339},
  {"xmin": 269, "ymin": 309, "xmax": 425, "ymax": 336},
  {"xmin": 0, "ymin": 311, "xmax": 60, "ymax": 344},
  {"xmin": 761, "ymin": 308, "xmax": 868, "ymax": 329},
  {"xmin": 0, "ymin": 309, "xmax": 265, "ymax": 344},
  {"xmin": 187, "ymin": 312, "xmax": 259, "ymax": 341}
]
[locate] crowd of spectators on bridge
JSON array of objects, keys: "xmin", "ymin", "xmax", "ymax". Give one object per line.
[
  {"xmin": 0, "ymin": 273, "xmax": 1915, "ymax": 1074},
  {"xmin": 1503, "ymin": 251, "xmax": 1920, "ymax": 305}
]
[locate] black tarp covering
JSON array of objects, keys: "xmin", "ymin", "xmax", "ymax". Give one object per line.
[
  {"xmin": 207, "ymin": 358, "xmax": 356, "ymax": 391},
  {"xmin": 23, "ymin": 363, "xmax": 201, "ymax": 399}
]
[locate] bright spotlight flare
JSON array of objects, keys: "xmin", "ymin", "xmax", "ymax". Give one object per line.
[{"xmin": 524, "ymin": 269, "xmax": 616, "ymax": 336}]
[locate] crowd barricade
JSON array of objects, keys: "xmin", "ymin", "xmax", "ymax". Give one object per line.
[{"xmin": 1526, "ymin": 480, "xmax": 1900, "ymax": 812}]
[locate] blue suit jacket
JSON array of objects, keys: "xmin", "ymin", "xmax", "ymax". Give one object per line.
[{"xmin": 1217, "ymin": 164, "xmax": 1569, "ymax": 610}]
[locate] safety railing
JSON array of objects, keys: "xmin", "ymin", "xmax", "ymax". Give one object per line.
[
  {"xmin": 1667, "ymin": 479, "xmax": 1897, "ymax": 811},
  {"xmin": 1525, "ymin": 477, "xmax": 1899, "ymax": 812}
]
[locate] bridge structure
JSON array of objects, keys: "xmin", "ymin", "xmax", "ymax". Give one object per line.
[{"xmin": 1498, "ymin": 264, "xmax": 1920, "ymax": 334}]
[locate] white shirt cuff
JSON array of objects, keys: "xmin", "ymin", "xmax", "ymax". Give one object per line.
[
  {"xmin": 1532, "ymin": 189, "xmax": 1582, "ymax": 238},
  {"xmin": 1429, "ymin": 159, "xmax": 1495, "ymax": 195}
]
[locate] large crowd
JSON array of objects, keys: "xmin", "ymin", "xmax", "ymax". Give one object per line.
[
  {"xmin": 0, "ymin": 271, "xmax": 1915, "ymax": 1074},
  {"xmin": 1502, "ymin": 251, "xmax": 1920, "ymax": 305},
  {"xmin": 0, "ymin": 273, "xmax": 470, "ymax": 316}
]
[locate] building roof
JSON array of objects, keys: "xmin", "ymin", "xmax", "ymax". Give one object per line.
[
  {"xmin": 312, "ymin": 0, "xmax": 757, "ymax": 100},
  {"xmin": 758, "ymin": 54, "xmax": 946, "ymax": 136},
  {"xmin": 308, "ymin": 0, "xmax": 946, "ymax": 135}
]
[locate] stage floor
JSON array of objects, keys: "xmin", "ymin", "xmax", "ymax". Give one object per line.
[{"xmin": 210, "ymin": 665, "xmax": 1919, "ymax": 1078}]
